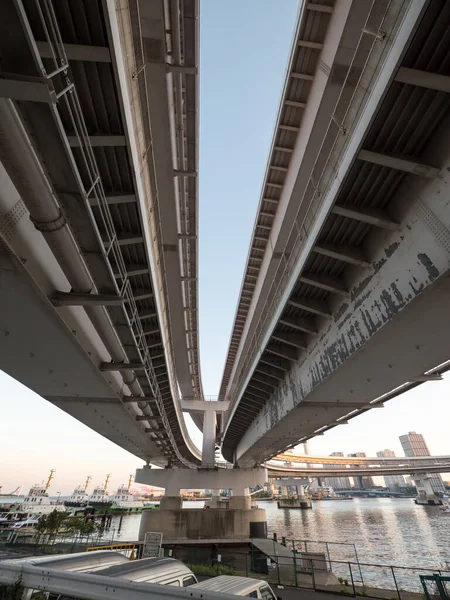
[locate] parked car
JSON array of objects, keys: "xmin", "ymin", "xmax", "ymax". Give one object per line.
[
  {"xmin": 191, "ymin": 575, "xmax": 282, "ymax": 598},
  {"xmin": 92, "ymin": 557, "xmax": 198, "ymax": 587}
]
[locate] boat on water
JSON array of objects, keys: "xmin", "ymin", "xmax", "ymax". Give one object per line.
[
  {"xmin": 310, "ymin": 484, "xmax": 353, "ymax": 501},
  {"xmin": 7, "ymin": 470, "xmax": 66, "ymax": 519},
  {"xmin": 315, "ymin": 496, "xmax": 354, "ymax": 501},
  {"xmin": 109, "ymin": 482, "xmax": 145, "ymax": 513},
  {"xmin": 108, "ymin": 475, "xmax": 145, "ymax": 513},
  {"xmin": 440, "ymin": 501, "xmax": 450, "ymax": 514},
  {"xmin": 2, "ymin": 473, "xmax": 151, "ymax": 517},
  {"xmin": 88, "ymin": 475, "xmax": 144, "ymax": 513},
  {"xmin": 5, "ymin": 514, "xmax": 41, "ymax": 532},
  {"xmin": 0, "ymin": 512, "xmax": 14, "ymax": 528},
  {"xmin": 64, "ymin": 476, "xmax": 92, "ymax": 508},
  {"xmin": 88, "ymin": 474, "xmax": 113, "ymax": 510}
]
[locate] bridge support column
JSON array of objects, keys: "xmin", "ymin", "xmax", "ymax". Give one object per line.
[
  {"xmin": 202, "ymin": 408, "xmax": 217, "ymax": 466},
  {"xmin": 159, "ymin": 496, "xmax": 183, "ymax": 510},
  {"xmin": 229, "ymin": 495, "xmax": 251, "ymax": 510},
  {"xmin": 180, "ymin": 400, "xmax": 230, "ymax": 468},
  {"xmin": 158, "ymin": 471, "xmax": 183, "ymax": 510},
  {"xmin": 276, "ymin": 477, "xmax": 312, "ymax": 509},
  {"xmin": 412, "ymin": 473, "xmax": 443, "ymax": 506},
  {"xmin": 209, "ymin": 494, "xmax": 223, "ymax": 508},
  {"xmin": 136, "ymin": 465, "xmax": 267, "ymax": 541}
]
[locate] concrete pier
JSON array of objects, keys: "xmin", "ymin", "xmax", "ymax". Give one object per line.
[
  {"xmin": 136, "ymin": 466, "xmax": 268, "ymax": 541},
  {"xmin": 275, "ymin": 477, "xmax": 312, "ymax": 509},
  {"xmin": 277, "ymin": 497, "xmax": 312, "ymax": 509},
  {"xmin": 413, "ymin": 473, "xmax": 443, "ymax": 506}
]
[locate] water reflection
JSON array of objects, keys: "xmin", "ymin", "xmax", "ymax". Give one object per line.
[
  {"xmin": 262, "ymin": 498, "xmax": 450, "ymax": 569},
  {"xmin": 94, "ymin": 498, "xmax": 450, "ymax": 574},
  {"xmin": 282, "ymin": 506, "xmax": 292, "ymax": 535}
]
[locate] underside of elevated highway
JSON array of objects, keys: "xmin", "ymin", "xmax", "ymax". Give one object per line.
[
  {"xmin": 221, "ymin": 0, "xmax": 450, "ymax": 466},
  {"xmin": 0, "ymin": 0, "xmax": 202, "ymax": 467},
  {"xmin": 0, "ymin": 0, "xmax": 449, "ymax": 481}
]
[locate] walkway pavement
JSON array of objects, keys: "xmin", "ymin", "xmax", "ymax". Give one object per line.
[
  {"xmin": 271, "ymin": 587, "xmax": 341, "ymax": 600},
  {"xmin": 251, "ymin": 538, "xmax": 295, "ymax": 559}
]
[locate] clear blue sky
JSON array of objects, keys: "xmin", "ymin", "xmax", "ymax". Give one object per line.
[
  {"xmin": 1, "ymin": 1, "xmax": 449, "ymax": 495},
  {"xmin": 198, "ymin": 0, "xmax": 299, "ymax": 394}
]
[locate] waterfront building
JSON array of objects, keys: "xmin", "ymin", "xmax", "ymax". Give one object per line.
[
  {"xmin": 399, "ymin": 432, "xmax": 445, "ymax": 493},
  {"xmin": 323, "ymin": 452, "xmax": 351, "ymax": 490},
  {"xmin": 348, "ymin": 453, "xmax": 374, "ymax": 489},
  {"xmin": 377, "ymin": 450, "xmax": 406, "ymax": 489}
]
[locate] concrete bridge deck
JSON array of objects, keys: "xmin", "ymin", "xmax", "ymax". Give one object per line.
[
  {"xmin": 267, "ymin": 464, "xmax": 450, "ymax": 478},
  {"xmin": 0, "ymin": 0, "xmax": 202, "ymax": 466},
  {"xmin": 271, "ymin": 454, "xmax": 450, "ymax": 466},
  {"xmin": 220, "ymin": 0, "xmax": 450, "ymax": 466}
]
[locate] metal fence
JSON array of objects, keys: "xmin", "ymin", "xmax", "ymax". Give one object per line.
[
  {"xmin": 3, "ymin": 531, "xmax": 450, "ymax": 598},
  {"xmin": 282, "ymin": 537, "xmax": 450, "ymax": 595},
  {"xmin": 0, "ymin": 529, "xmax": 143, "ymax": 559},
  {"xmin": 0, "ymin": 516, "xmax": 134, "ymax": 549},
  {"xmin": 421, "ymin": 575, "xmax": 450, "ymax": 600},
  {"xmin": 86, "ymin": 543, "xmax": 140, "ymax": 560},
  {"xmin": 166, "ymin": 543, "xmax": 450, "ymax": 598}
]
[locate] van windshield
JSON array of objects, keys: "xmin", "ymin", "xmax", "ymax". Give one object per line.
[
  {"xmin": 260, "ymin": 586, "xmax": 276, "ymax": 599},
  {"xmin": 183, "ymin": 576, "xmax": 196, "ymax": 587}
]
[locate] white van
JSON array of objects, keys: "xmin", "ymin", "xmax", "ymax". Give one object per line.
[
  {"xmin": 191, "ymin": 575, "xmax": 282, "ymax": 598},
  {"xmin": 92, "ymin": 557, "xmax": 198, "ymax": 587}
]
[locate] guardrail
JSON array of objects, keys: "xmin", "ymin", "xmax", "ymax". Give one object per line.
[{"xmin": 0, "ymin": 564, "xmax": 241, "ymax": 600}]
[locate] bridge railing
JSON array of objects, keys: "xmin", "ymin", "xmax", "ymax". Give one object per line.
[{"xmin": 227, "ymin": 0, "xmax": 402, "ymax": 426}]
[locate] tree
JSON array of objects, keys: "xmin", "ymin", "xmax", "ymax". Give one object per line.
[
  {"xmin": 65, "ymin": 517, "xmax": 98, "ymax": 538},
  {"xmin": 36, "ymin": 510, "xmax": 67, "ymax": 535},
  {"xmin": 253, "ymin": 490, "xmax": 272, "ymax": 499}
]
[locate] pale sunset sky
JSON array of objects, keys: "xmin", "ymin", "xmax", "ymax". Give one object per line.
[{"xmin": 1, "ymin": 1, "xmax": 449, "ymax": 495}]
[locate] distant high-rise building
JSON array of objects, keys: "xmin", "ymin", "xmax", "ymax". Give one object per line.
[
  {"xmin": 377, "ymin": 449, "xmax": 396, "ymax": 457},
  {"xmin": 400, "ymin": 432, "xmax": 431, "ymax": 456},
  {"xmin": 376, "ymin": 449, "xmax": 406, "ymax": 489},
  {"xmin": 323, "ymin": 452, "xmax": 351, "ymax": 490},
  {"xmin": 399, "ymin": 432, "xmax": 445, "ymax": 494},
  {"xmin": 348, "ymin": 453, "xmax": 374, "ymax": 489},
  {"xmin": 378, "ymin": 449, "xmax": 396, "ymax": 457}
]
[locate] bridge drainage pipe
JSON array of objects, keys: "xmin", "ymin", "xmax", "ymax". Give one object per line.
[{"xmin": 0, "ymin": 98, "xmax": 144, "ymax": 400}]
